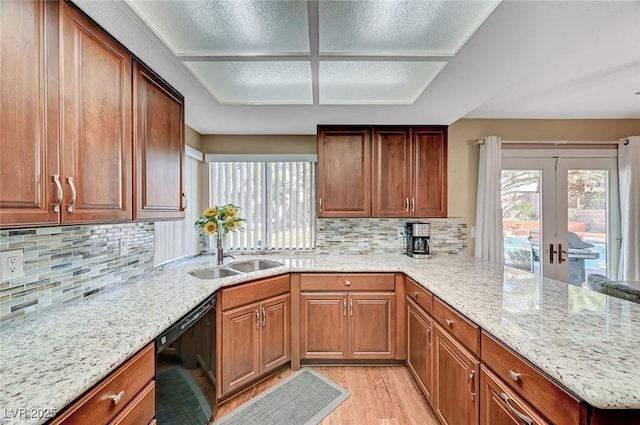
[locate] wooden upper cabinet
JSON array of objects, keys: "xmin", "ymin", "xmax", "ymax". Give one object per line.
[
  {"xmin": 412, "ymin": 127, "xmax": 447, "ymax": 217},
  {"xmin": 0, "ymin": 0, "xmax": 60, "ymax": 228},
  {"xmin": 318, "ymin": 125, "xmax": 447, "ymax": 218},
  {"xmin": 60, "ymin": 2, "xmax": 132, "ymax": 223},
  {"xmin": 317, "ymin": 127, "xmax": 371, "ymax": 217},
  {"xmin": 372, "ymin": 128, "xmax": 411, "ymax": 217},
  {"xmin": 133, "ymin": 60, "xmax": 185, "ymax": 221}
]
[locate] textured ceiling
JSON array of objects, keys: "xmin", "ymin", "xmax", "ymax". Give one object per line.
[{"xmin": 72, "ymin": 0, "xmax": 640, "ymax": 134}]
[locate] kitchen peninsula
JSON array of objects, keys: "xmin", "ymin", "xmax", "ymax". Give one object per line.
[{"xmin": 1, "ymin": 254, "xmax": 639, "ymax": 425}]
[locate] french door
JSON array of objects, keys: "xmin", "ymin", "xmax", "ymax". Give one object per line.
[{"xmin": 502, "ymin": 150, "xmax": 620, "ymax": 284}]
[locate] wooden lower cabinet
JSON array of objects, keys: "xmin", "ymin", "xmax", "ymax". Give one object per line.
[
  {"xmin": 434, "ymin": 323, "xmax": 480, "ymax": 425},
  {"xmin": 51, "ymin": 344, "xmax": 155, "ymax": 425},
  {"xmin": 300, "ymin": 292, "xmax": 395, "ymax": 360},
  {"xmin": 480, "ymin": 366, "xmax": 550, "ymax": 425},
  {"xmin": 219, "ymin": 291, "xmax": 290, "ymax": 397},
  {"xmin": 407, "ymin": 297, "xmax": 433, "ymax": 403}
]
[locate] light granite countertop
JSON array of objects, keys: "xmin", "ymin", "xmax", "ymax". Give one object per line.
[{"xmin": 1, "ymin": 254, "xmax": 639, "ymax": 424}]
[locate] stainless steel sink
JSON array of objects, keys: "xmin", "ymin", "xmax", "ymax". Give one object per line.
[
  {"xmin": 189, "ymin": 268, "xmax": 241, "ymax": 279},
  {"xmin": 227, "ymin": 259, "xmax": 284, "ymax": 273}
]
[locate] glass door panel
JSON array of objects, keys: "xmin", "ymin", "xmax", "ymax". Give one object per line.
[{"xmin": 501, "ymin": 169, "xmax": 542, "ymax": 276}]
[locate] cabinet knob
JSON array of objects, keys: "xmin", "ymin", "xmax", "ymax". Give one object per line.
[
  {"xmin": 413, "ymin": 291, "xmax": 419, "ymax": 298},
  {"xmin": 108, "ymin": 390, "xmax": 125, "ymax": 405},
  {"xmin": 445, "ymin": 319, "xmax": 454, "ymax": 327},
  {"xmin": 508, "ymin": 370, "xmax": 521, "ymax": 382},
  {"xmin": 344, "ymin": 280, "xmax": 351, "ymax": 286}
]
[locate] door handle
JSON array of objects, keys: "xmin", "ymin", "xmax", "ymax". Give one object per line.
[
  {"xmin": 405, "ymin": 197, "xmax": 409, "ymax": 212},
  {"xmin": 319, "ymin": 197, "xmax": 323, "ymax": 213},
  {"xmin": 343, "ymin": 299, "xmax": 347, "ymax": 317},
  {"xmin": 558, "ymin": 243, "xmax": 567, "ymax": 264},
  {"xmin": 261, "ymin": 308, "xmax": 266, "ymax": 327},
  {"xmin": 411, "ymin": 197, "xmax": 415, "ymax": 213},
  {"xmin": 467, "ymin": 370, "xmax": 476, "ymax": 401},
  {"xmin": 549, "ymin": 243, "xmax": 557, "ymax": 264},
  {"xmin": 66, "ymin": 176, "xmax": 77, "ymax": 213},
  {"xmin": 52, "ymin": 175, "xmax": 63, "ymax": 213},
  {"xmin": 349, "ymin": 299, "xmax": 353, "ymax": 316},
  {"xmin": 255, "ymin": 310, "xmax": 260, "ymax": 329},
  {"xmin": 500, "ymin": 393, "xmax": 533, "ymax": 425}
]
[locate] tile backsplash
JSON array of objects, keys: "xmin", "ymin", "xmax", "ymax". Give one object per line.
[
  {"xmin": 316, "ymin": 217, "xmax": 467, "ymax": 255},
  {"xmin": 0, "ymin": 223, "xmax": 154, "ymax": 324}
]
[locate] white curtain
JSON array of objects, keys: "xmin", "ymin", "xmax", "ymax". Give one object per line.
[
  {"xmin": 475, "ymin": 136, "xmax": 504, "ymax": 264},
  {"xmin": 618, "ymin": 136, "xmax": 640, "ymax": 280}
]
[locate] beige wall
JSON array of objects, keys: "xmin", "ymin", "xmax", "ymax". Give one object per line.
[
  {"xmin": 201, "ymin": 134, "xmax": 316, "ymax": 154},
  {"xmin": 449, "ymin": 118, "xmax": 640, "ymax": 255},
  {"xmin": 185, "ymin": 125, "xmax": 203, "ymax": 150}
]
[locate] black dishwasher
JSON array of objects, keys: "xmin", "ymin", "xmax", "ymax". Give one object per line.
[{"xmin": 155, "ymin": 294, "xmax": 216, "ymax": 425}]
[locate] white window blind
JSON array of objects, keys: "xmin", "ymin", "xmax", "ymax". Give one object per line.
[{"xmin": 209, "ymin": 161, "xmax": 315, "ymax": 250}]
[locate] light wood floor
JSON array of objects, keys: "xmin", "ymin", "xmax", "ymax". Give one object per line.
[{"xmin": 213, "ymin": 366, "xmax": 440, "ymax": 425}]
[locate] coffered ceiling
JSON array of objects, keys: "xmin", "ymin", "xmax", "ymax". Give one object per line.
[{"xmin": 72, "ymin": 0, "xmax": 640, "ymax": 134}]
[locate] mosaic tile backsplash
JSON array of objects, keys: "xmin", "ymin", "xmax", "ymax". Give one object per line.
[
  {"xmin": 316, "ymin": 218, "xmax": 467, "ymax": 255},
  {"xmin": 0, "ymin": 223, "xmax": 154, "ymax": 324}
]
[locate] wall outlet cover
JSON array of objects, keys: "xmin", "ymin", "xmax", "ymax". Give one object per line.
[{"xmin": 1, "ymin": 249, "xmax": 24, "ymax": 281}]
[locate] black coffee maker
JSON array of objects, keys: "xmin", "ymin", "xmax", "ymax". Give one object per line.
[{"xmin": 405, "ymin": 222, "xmax": 431, "ymax": 258}]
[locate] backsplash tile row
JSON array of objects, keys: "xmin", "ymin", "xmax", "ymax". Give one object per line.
[
  {"xmin": 315, "ymin": 218, "xmax": 467, "ymax": 255},
  {"xmin": 0, "ymin": 223, "xmax": 154, "ymax": 324}
]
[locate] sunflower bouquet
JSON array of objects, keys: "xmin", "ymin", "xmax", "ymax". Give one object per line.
[{"xmin": 195, "ymin": 204, "xmax": 246, "ymax": 235}]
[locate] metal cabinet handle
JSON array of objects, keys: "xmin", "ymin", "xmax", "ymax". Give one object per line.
[
  {"xmin": 558, "ymin": 243, "xmax": 567, "ymax": 264},
  {"xmin": 343, "ymin": 299, "xmax": 347, "ymax": 317},
  {"xmin": 53, "ymin": 175, "xmax": 63, "ymax": 212},
  {"xmin": 261, "ymin": 308, "xmax": 266, "ymax": 327},
  {"xmin": 509, "ymin": 370, "xmax": 521, "ymax": 382},
  {"xmin": 319, "ymin": 197, "xmax": 323, "ymax": 213},
  {"xmin": 349, "ymin": 299, "xmax": 353, "ymax": 316},
  {"xmin": 108, "ymin": 390, "xmax": 125, "ymax": 405},
  {"xmin": 445, "ymin": 319, "xmax": 454, "ymax": 327},
  {"xmin": 411, "ymin": 197, "xmax": 415, "ymax": 213},
  {"xmin": 500, "ymin": 393, "xmax": 533, "ymax": 425},
  {"xmin": 255, "ymin": 310, "xmax": 260, "ymax": 329},
  {"xmin": 182, "ymin": 193, "xmax": 187, "ymax": 209},
  {"xmin": 345, "ymin": 280, "xmax": 351, "ymax": 286},
  {"xmin": 66, "ymin": 176, "xmax": 76, "ymax": 213},
  {"xmin": 405, "ymin": 197, "xmax": 409, "ymax": 212},
  {"xmin": 413, "ymin": 291, "xmax": 419, "ymax": 298},
  {"xmin": 427, "ymin": 327, "xmax": 431, "ymax": 347},
  {"xmin": 467, "ymin": 370, "xmax": 476, "ymax": 401}
]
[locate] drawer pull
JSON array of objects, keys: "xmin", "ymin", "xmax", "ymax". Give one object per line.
[
  {"xmin": 427, "ymin": 327, "xmax": 432, "ymax": 347},
  {"xmin": 509, "ymin": 370, "xmax": 521, "ymax": 382},
  {"xmin": 255, "ymin": 310, "xmax": 260, "ymax": 329},
  {"xmin": 467, "ymin": 370, "xmax": 476, "ymax": 401},
  {"xmin": 344, "ymin": 280, "xmax": 351, "ymax": 286},
  {"xmin": 500, "ymin": 393, "xmax": 533, "ymax": 425},
  {"xmin": 108, "ymin": 390, "xmax": 125, "ymax": 405},
  {"xmin": 349, "ymin": 299, "xmax": 353, "ymax": 316},
  {"xmin": 413, "ymin": 292, "xmax": 419, "ymax": 298},
  {"xmin": 343, "ymin": 299, "xmax": 347, "ymax": 317},
  {"xmin": 445, "ymin": 319, "xmax": 454, "ymax": 327},
  {"xmin": 261, "ymin": 308, "xmax": 266, "ymax": 327}
]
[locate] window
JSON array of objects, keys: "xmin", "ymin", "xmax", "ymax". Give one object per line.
[{"xmin": 209, "ymin": 161, "xmax": 316, "ymax": 250}]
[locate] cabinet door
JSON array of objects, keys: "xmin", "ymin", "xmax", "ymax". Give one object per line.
[
  {"xmin": 349, "ymin": 292, "xmax": 396, "ymax": 359},
  {"xmin": 221, "ymin": 302, "xmax": 260, "ymax": 395},
  {"xmin": 300, "ymin": 293, "xmax": 348, "ymax": 359},
  {"xmin": 0, "ymin": 0, "xmax": 60, "ymax": 228},
  {"xmin": 411, "ymin": 128, "xmax": 447, "ymax": 217},
  {"xmin": 480, "ymin": 366, "xmax": 550, "ymax": 425},
  {"xmin": 372, "ymin": 128, "xmax": 411, "ymax": 217},
  {"xmin": 317, "ymin": 127, "xmax": 371, "ymax": 217},
  {"xmin": 60, "ymin": 2, "xmax": 132, "ymax": 223},
  {"xmin": 434, "ymin": 324, "xmax": 479, "ymax": 425},
  {"xmin": 407, "ymin": 298, "xmax": 433, "ymax": 403},
  {"xmin": 260, "ymin": 293, "xmax": 290, "ymax": 373},
  {"xmin": 133, "ymin": 60, "xmax": 185, "ymax": 221}
]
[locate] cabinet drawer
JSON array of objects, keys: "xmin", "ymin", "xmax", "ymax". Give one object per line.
[
  {"xmin": 480, "ymin": 365, "xmax": 550, "ymax": 425},
  {"xmin": 52, "ymin": 344, "xmax": 154, "ymax": 425},
  {"xmin": 109, "ymin": 381, "xmax": 155, "ymax": 425},
  {"xmin": 300, "ymin": 273, "xmax": 395, "ymax": 291},
  {"xmin": 221, "ymin": 274, "xmax": 289, "ymax": 311},
  {"xmin": 481, "ymin": 332, "xmax": 583, "ymax": 425},
  {"xmin": 432, "ymin": 297, "xmax": 480, "ymax": 356},
  {"xmin": 405, "ymin": 278, "xmax": 433, "ymax": 314}
]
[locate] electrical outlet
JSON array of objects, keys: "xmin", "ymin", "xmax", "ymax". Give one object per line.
[
  {"xmin": 397, "ymin": 227, "xmax": 405, "ymax": 240},
  {"xmin": 119, "ymin": 238, "xmax": 128, "ymax": 256},
  {"xmin": 1, "ymin": 249, "xmax": 24, "ymax": 281}
]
